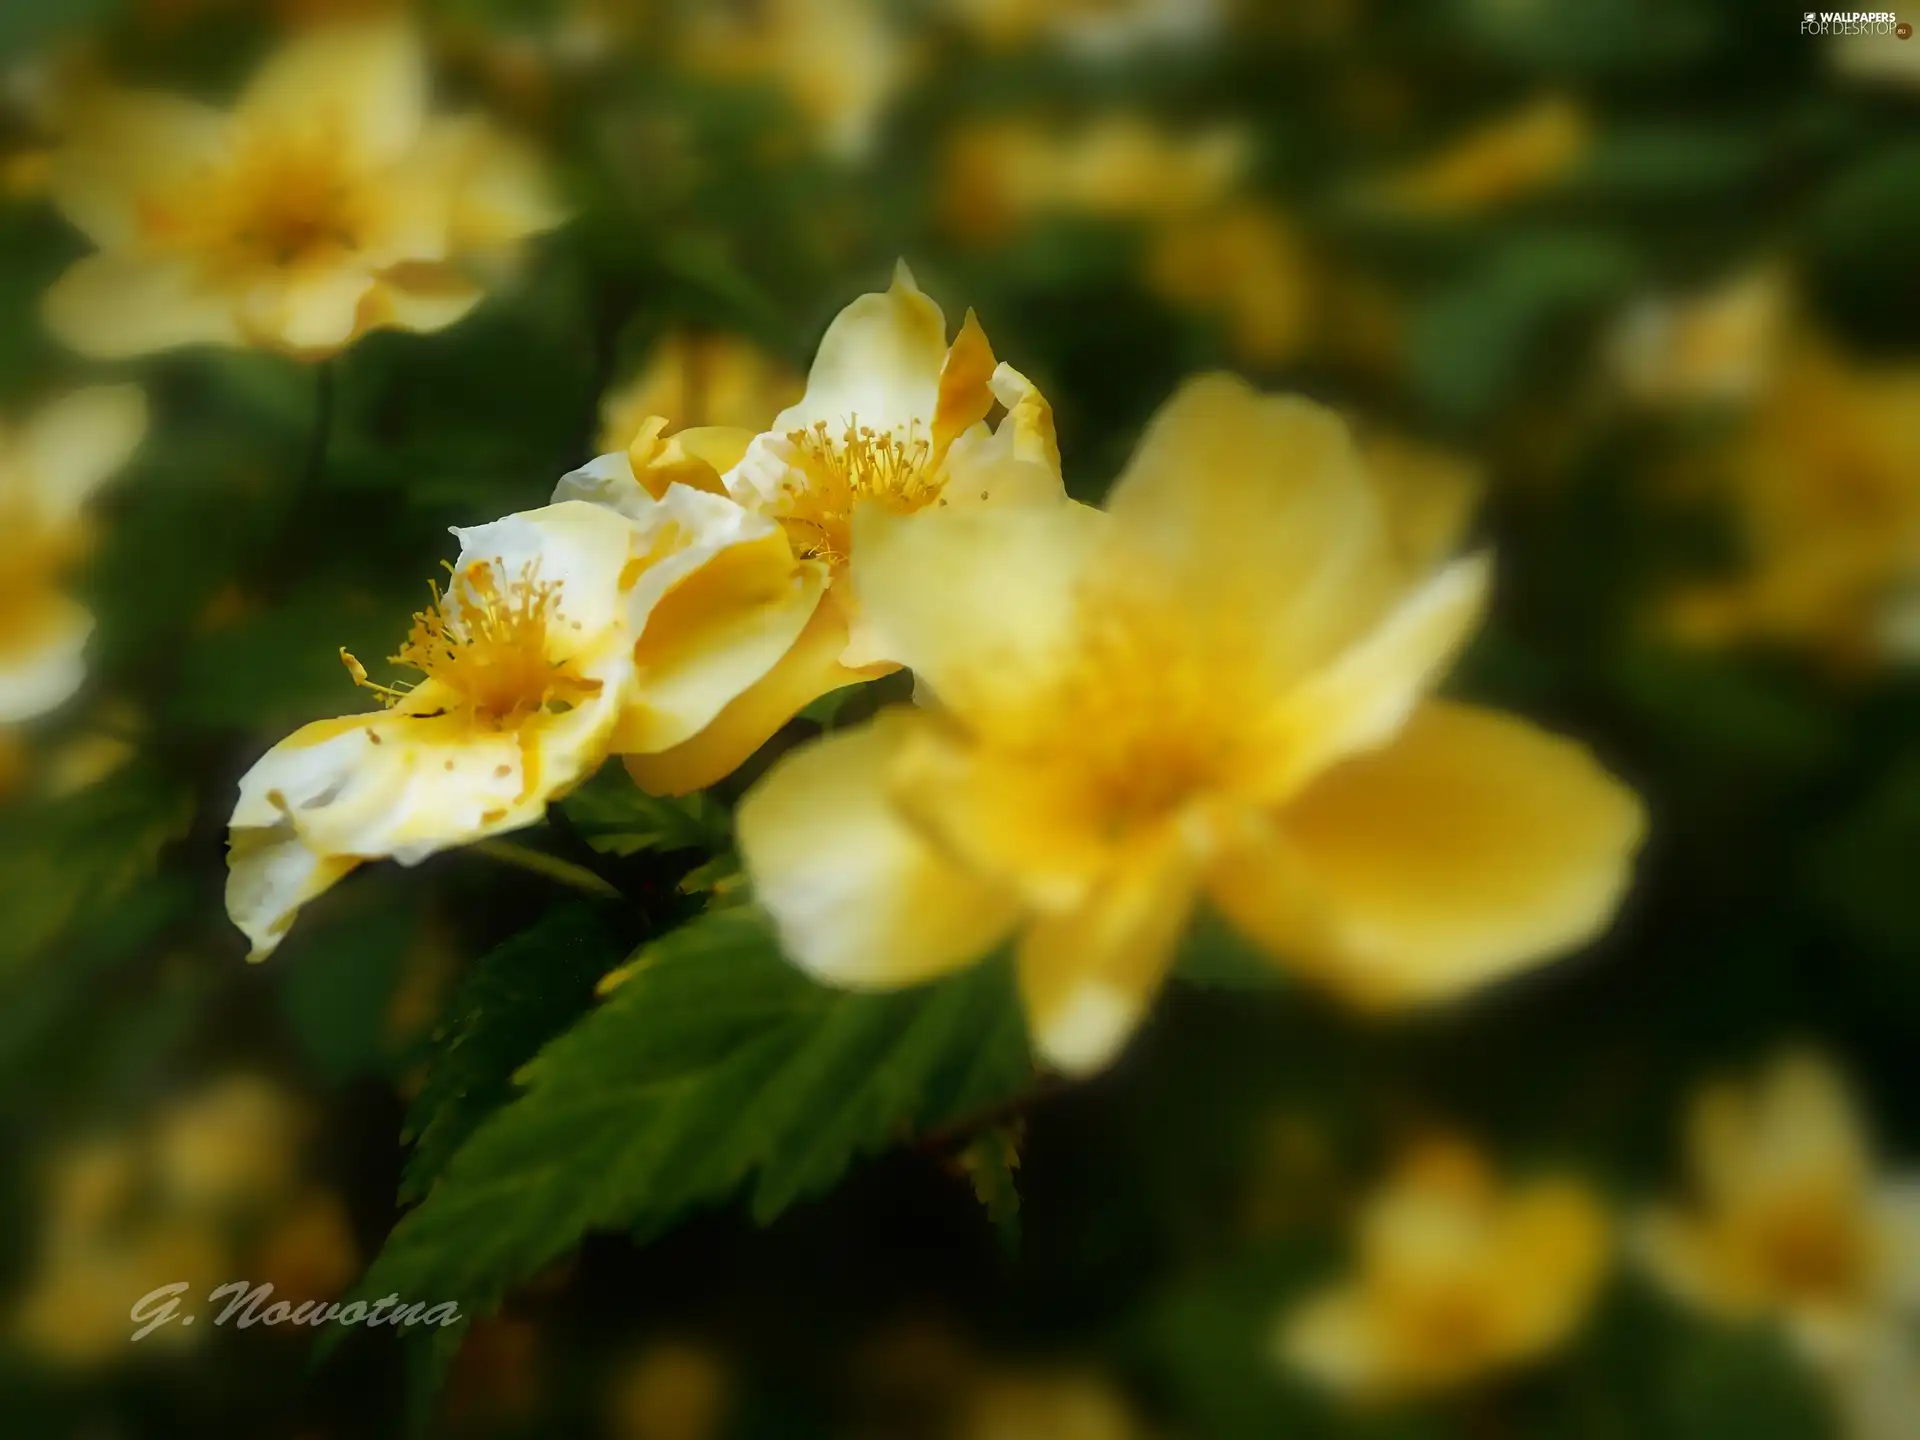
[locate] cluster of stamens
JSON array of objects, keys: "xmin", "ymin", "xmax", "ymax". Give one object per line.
[
  {"xmin": 343, "ymin": 558, "xmax": 599, "ymax": 728},
  {"xmin": 776, "ymin": 418, "xmax": 942, "ymax": 565}
]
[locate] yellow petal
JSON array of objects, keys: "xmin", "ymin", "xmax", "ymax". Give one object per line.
[
  {"xmin": 446, "ymin": 122, "xmax": 568, "ymax": 249},
  {"xmin": 889, "ymin": 724, "xmax": 1112, "ymax": 911},
  {"xmin": 0, "ymin": 593, "xmax": 92, "ymax": 724},
  {"xmin": 21, "ymin": 385, "xmax": 148, "ymax": 520},
  {"xmin": 1017, "ymin": 830, "xmax": 1196, "ymax": 1075},
  {"xmin": 1209, "ymin": 700, "xmax": 1644, "ymax": 1007},
  {"xmin": 50, "ymin": 91, "xmax": 230, "ymax": 248},
  {"xmin": 237, "ymin": 20, "xmax": 426, "ymax": 168},
  {"xmin": 1256, "ymin": 554, "xmax": 1492, "ymax": 803},
  {"xmin": 43, "ymin": 254, "xmax": 242, "ymax": 359},
  {"xmin": 774, "ymin": 260, "xmax": 949, "ymax": 435},
  {"xmin": 361, "ymin": 263, "xmax": 484, "ymax": 335},
  {"xmin": 226, "ymin": 824, "xmax": 360, "ymax": 963},
  {"xmin": 622, "ymin": 592, "xmax": 885, "ymax": 796},
  {"xmin": 1278, "ymin": 1286, "xmax": 1385, "ymax": 1397},
  {"xmin": 930, "ymin": 307, "xmax": 997, "ymax": 463},
  {"xmin": 241, "ymin": 264, "xmax": 377, "ymax": 356},
  {"xmin": 612, "ymin": 535, "xmax": 828, "ymax": 755},
  {"xmin": 1103, "ymin": 374, "xmax": 1394, "ymax": 684},
  {"xmin": 847, "ymin": 497, "xmax": 1108, "ymax": 731},
  {"xmin": 737, "ymin": 710, "xmax": 1021, "ymax": 988}
]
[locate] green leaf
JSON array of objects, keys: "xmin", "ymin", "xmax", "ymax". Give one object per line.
[
  {"xmin": 958, "ymin": 1125, "xmax": 1023, "ymax": 1254},
  {"xmin": 350, "ymin": 909, "xmax": 1031, "ymax": 1339},
  {"xmin": 559, "ymin": 763, "xmax": 731, "ymax": 857},
  {"xmin": 0, "ymin": 0, "xmax": 116, "ymax": 67},
  {"xmin": 1177, "ymin": 908, "xmax": 1286, "ymax": 991},
  {"xmin": 399, "ymin": 902, "xmax": 635, "ymax": 1204}
]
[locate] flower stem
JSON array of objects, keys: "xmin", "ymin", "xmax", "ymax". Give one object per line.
[{"xmin": 473, "ymin": 839, "xmax": 622, "ymax": 900}]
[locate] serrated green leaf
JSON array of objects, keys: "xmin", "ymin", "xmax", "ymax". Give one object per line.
[
  {"xmin": 400, "ymin": 902, "xmax": 635, "ymax": 1204},
  {"xmin": 345, "ymin": 909, "xmax": 1031, "ymax": 1354},
  {"xmin": 560, "ymin": 763, "xmax": 731, "ymax": 857}
]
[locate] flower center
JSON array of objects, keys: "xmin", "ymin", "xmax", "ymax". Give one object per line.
[
  {"xmin": 775, "ymin": 418, "xmax": 941, "ymax": 566},
  {"xmin": 344, "ymin": 559, "xmax": 601, "ymax": 728},
  {"xmin": 1747, "ymin": 1192, "xmax": 1873, "ymax": 1303},
  {"xmin": 146, "ymin": 135, "xmax": 367, "ymax": 271}
]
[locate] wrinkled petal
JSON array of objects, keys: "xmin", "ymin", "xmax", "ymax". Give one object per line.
[
  {"xmin": 1209, "ymin": 700, "xmax": 1645, "ymax": 1006},
  {"xmin": 847, "ymin": 497, "xmax": 1108, "ymax": 730},
  {"xmin": 21, "ymin": 385, "xmax": 148, "ymax": 521},
  {"xmin": 1017, "ymin": 830, "xmax": 1196, "ymax": 1075},
  {"xmin": 236, "ymin": 20, "xmax": 426, "ymax": 168},
  {"xmin": 225, "ymin": 824, "xmax": 360, "ymax": 963},
  {"xmin": 624, "ymin": 592, "xmax": 885, "ymax": 796},
  {"xmin": 930, "ymin": 308, "xmax": 997, "ymax": 462},
  {"xmin": 612, "ymin": 531, "xmax": 828, "ymax": 755},
  {"xmin": 50, "ymin": 91, "xmax": 231, "ymax": 248},
  {"xmin": 772, "ymin": 260, "xmax": 949, "ymax": 435},
  {"xmin": 43, "ymin": 254, "xmax": 242, "ymax": 358},
  {"xmin": 1104, "ymin": 374, "xmax": 1394, "ymax": 683},
  {"xmin": 452, "ymin": 499, "xmax": 639, "ymax": 666},
  {"xmin": 738, "ymin": 710, "xmax": 1022, "ymax": 987}
]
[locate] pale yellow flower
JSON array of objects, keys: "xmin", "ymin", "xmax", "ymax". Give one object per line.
[
  {"xmin": 1280, "ymin": 1138, "xmax": 1610, "ymax": 1400},
  {"xmin": 1146, "ymin": 201, "xmax": 1314, "ymax": 366},
  {"xmin": 942, "ymin": 113, "xmax": 1248, "ymax": 244},
  {"xmin": 739, "ymin": 375, "xmax": 1644, "ymax": 1074},
  {"xmin": 597, "ymin": 332, "xmax": 804, "ymax": 456},
  {"xmin": 1665, "ymin": 337, "xmax": 1920, "ymax": 666},
  {"xmin": 1609, "ymin": 266, "xmax": 1791, "ymax": 408},
  {"xmin": 1638, "ymin": 1052, "xmax": 1920, "ymax": 1369},
  {"xmin": 0, "ymin": 386, "xmax": 147, "ymax": 725},
  {"xmin": 605, "ymin": 263, "xmax": 1067, "ymax": 796},
  {"xmin": 152, "ymin": 1072, "xmax": 308, "ymax": 1212},
  {"xmin": 43, "ymin": 20, "xmax": 563, "ymax": 360},
  {"xmin": 227, "ymin": 489, "xmax": 819, "ymax": 958},
  {"xmin": 1360, "ymin": 95, "xmax": 1589, "ymax": 217},
  {"xmin": 679, "ymin": 0, "xmax": 911, "ymax": 161}
]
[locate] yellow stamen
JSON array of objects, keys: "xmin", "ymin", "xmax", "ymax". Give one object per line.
[
  {"xmin": 343, "ymin": 558, "xmax": 601, "ymax": 728},
  {"xmin": 776, "ymin": 417, "xmax": 942, "ymax": 566}
]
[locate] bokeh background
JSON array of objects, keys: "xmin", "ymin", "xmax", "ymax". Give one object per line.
[{"xmin": 2, "ymin": 0, "xmax": 1919, "ymax": 1436}]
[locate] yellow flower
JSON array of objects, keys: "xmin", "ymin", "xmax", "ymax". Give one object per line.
[
  {"xmin": 1280, "ymin": 1138, "xmax": 1610, "ymax": 1399},
  {"xmin": 226, "ymin": 489, "xmax": 818, "ymax": 958},
  {"xmin": 0, "ymin": 386, "xmax": 148, "ymax": 725},
  {"xmin": 942, "ymin": 113, "xmax": 1248, "ymax": 244},
  {"xmin": 1360, "ymin": 95, "xmax": 1589, "ymax": 217},
  {"xmin": 738, "ymin": 375, "xmax": 1643, "ymax": 1073},
  {"xmin": 43, "ymin": 20, "xmax": 563, "ymax": 360},
  {"xmin": 1610, "ymin": 266, "xmax": 1790, "ymax": 408},
  {"xmin": 1638, "ymin": 1052, "xmax": 1920, "ymax": 1368},
  {"xmin": 609, "ymin": 263, "xmax": 1067, "ymax": 796},
  {"xmin": 597, "ymin": 332, "xmax": 804, "ymax": 456},
  {"xmin": 1145, "ymin": 201, "xmax": 1314, "ymax": 366},
  {"xmin": 1665, "ymin": 337, "xmax": 1920, "ymax": 667},
  {"xmin": 679, "ymin": 0, "xmax": 912, "ymax": 162}
]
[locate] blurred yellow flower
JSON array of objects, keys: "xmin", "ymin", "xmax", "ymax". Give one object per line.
[
  {"xmin": 227, "ymin": 492, "xmax": 820, "ymax": 958},
  {"xmin": 1280, "ymin": 1138, "xmax": 1610, "ymax": 1399},
  {"xmin": 1146, "ymin": 201, "xmax": 1314, "ymax": 366},
  {"xmin": 0, "ymin": 386, "xmax": 147, "ymax": 726},
  {"xmin": 739, "ymin": 375, "xmax": 1643, "ymax": 1073},
  {"xmin": 680, "ymin": 0, "xmax": 911, "ymax": 161},
  {"xmin": 1610, "ymin": 266, "xmax": 1790, "ymax": 408},
  {"xmin": 959, "ymin": 1369, "xmax": 1144, "ymax": 1440},
  {"xmin": 612, "ymin": 263, "xmax": 1067, "ymax": 796},
  {"xmin": 1666, "ymin": 338, "xmax": 1920, "ymax": 666},
  {"xmin": 7, "ymin": 1074, "xmax": 335, "ymax": 1368},
  {"xmin": 43, "ymin": 20, "xmax": 563, "ymax": 360},
  {"xmin": 597, "ymin": 332, "xmax": 804, "ymax": 456},
  {"xmin": 1639, "ymin": 1052, "xmax": 1920, "ymax": 1368},
  {"xmin": 942, "ymin": 113, "xmax": 1248, "ymax": 244},
  {"xmin": 1361, "ymin": 94, "xmax": 1589, "ymax": 216}
]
